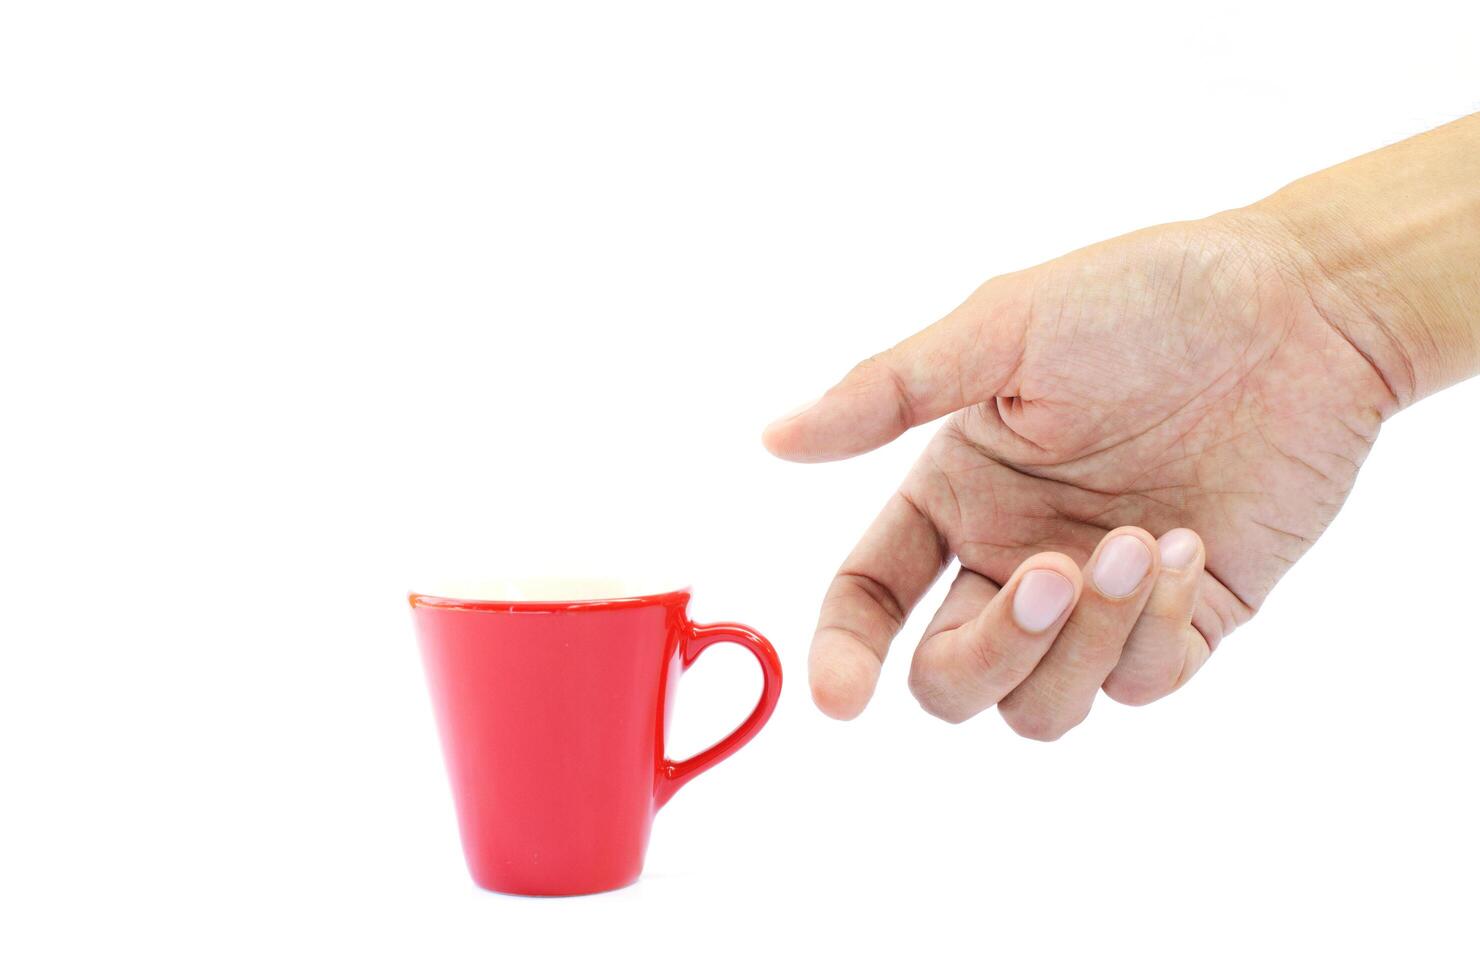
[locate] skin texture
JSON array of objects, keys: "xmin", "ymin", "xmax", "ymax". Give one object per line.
[
  {"xmin": 765, "ymin": 214, "xmax": 1394, "ymax": 738},
  {"xmin": 766, "ymin": 114, "xmax": 1478, "ymax": 739}
]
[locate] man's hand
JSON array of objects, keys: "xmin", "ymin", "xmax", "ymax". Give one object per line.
[
  {"xmin": 768, "ymin": 115, "xmax": 1480, "ymax": 738},
  {"xmin": 768, "ymin": 114, "xmax": 1480, "ymax": 738},
  {"xmin": 765, "ymin": 212, "xmax": 1398, "ymax": 737}
]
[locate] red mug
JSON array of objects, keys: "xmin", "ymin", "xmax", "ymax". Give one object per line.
[{"xmin": 409, "ymin": 583, "xmax": 782, "ymax": 896}]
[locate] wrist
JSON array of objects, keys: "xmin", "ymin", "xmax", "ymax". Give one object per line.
[{"xmin": 1240, "ymin": 114, "xmax": 1480, "ymax": 409}]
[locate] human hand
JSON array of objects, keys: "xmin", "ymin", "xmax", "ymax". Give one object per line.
[
  {"xmin": 763, "ymin": 212, "xmax": 1401, "ymax": 737},
  {"xmin": 767, "ymin": 115, "xmax": 1480, "ymax": 738}
]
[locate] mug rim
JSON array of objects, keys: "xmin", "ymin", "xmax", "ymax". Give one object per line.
[{"xmin": 408, "ymin": 585, "xmax": 692, "ymax": 612}]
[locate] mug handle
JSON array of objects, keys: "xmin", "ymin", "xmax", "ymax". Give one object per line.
[{"xmin": 655, "ymin": 621, "xmax": 783, "ymax": 809}]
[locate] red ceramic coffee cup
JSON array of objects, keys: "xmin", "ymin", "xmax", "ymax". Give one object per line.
[{"xmin": 409, "ymin": 582, "xmax": 782, "ymax": 896}]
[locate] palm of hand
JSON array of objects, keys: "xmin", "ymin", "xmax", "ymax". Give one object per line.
[{"xmin": 917, "ymin": 221, "xmax": 1391, "ymax": 649}]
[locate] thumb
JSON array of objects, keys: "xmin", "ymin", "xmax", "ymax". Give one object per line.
[{"xmin": 762, "ymin": 278, "xmax": 1028, "ymax": 463}]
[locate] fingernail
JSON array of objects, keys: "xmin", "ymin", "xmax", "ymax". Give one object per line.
[
  {"xmin": 1012, "ymin": 569, "xmax": 1075, "ymax": 632},
  {"xmin": 1158, "ymin": 529, "xmax": 1200, "ymax": 569},
  {"xmin": 767, "ymin": 397, "xmax": 819, "ymax": 428},
  {"xmin": 1092, "ymin": 535, "xmax": 1153, "ymax": 598}
]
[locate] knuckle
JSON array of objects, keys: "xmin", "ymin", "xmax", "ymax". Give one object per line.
[
  {"xmin": 968, "ymin": 634, "xmax": 1031, "ymax": 687},
  {"xmin": 1054, "ymin": 621, "xmax": 1123, "ymax": 669},
  {"xmin": 845, "ymin": 354, "xmax": 915, "ymax": 427}
]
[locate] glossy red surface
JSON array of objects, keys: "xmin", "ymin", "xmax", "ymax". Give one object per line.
[{"xmin": 409, "ymin": 588, "xmax": 782, "ymax": 896}]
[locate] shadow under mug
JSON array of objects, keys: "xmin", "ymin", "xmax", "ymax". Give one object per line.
[{"xmin": 409, "ymin": 586, "xmax": 782, "ymax": 896}]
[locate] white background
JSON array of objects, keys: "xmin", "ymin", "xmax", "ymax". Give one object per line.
[{"xmin": 3, "ymin": 2, "xmax": 1478, "ymax": 976}]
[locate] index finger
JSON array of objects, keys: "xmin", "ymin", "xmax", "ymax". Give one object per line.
[{"xmin": 809, "ymin": 490, "xmax": 949, "ymax": 719}]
